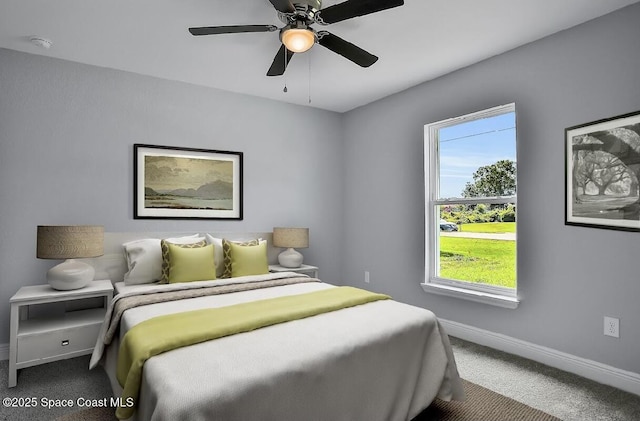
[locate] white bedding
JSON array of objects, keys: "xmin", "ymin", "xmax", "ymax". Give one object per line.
[{"xmin": 92, "ymin": 273, "xmax": 464, "ymax": 421}]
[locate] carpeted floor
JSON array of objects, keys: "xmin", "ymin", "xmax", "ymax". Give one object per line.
[
  {"xmin": 55, "ymin": 406, "xmax": 117, "ymax": 421},
  {"xmin": 450, "ymin": 337, "xmax": 640, "ymax": 421}
]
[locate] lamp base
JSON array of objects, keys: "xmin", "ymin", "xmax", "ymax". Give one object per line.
[
  {"xmin": 47, "ymin": 259, "xmax": 94, "ymax": 290},
  {"xmin": 278, "ymin": 248, "xmax": 304, "ymax": 268}
]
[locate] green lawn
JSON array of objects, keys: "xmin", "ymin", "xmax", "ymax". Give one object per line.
[
  {"xmin": 439, "ymin": 236, "xmax": 516, "ymax": 288},
  {"xmin": 457, "ymin": 222, "xmax": 516, "ymax": 233}
]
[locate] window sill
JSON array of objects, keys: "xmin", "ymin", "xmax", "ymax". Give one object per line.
[{"xmin": 421, "ymin": 282, "xmax": 520, "ymax": 309}]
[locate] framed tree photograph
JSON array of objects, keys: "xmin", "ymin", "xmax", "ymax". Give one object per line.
[
  {"xmin": 565, "ymin": 110, "xmax": 640, "ymax": 231},
  {"xmin": 134, "ymin": 144, "xmax": 243, "ymax": 220}
]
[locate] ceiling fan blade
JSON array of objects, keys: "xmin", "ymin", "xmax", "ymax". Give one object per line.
[
  {"xmin": 317, "ymin": 31, "xmax": 378, "ymax": 67},
  {"xmin": 317, "ymin": 0, "xmax": 404, "ymax": 24},
  {"xmin": 268, "ymin": 0, "xmax": 295, "ymax": 13},
  {"xmin": 267, "ymin": 45, "xmax": 295, "ymax": 76},
  {"xmin": 189, "ymin": 25, "xmax": 278, "ymax": 36}
]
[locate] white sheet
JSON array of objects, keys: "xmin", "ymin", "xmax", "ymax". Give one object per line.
[{"xmin": 94, "ymin": 275, "xmax": 464, "ymax": 421}]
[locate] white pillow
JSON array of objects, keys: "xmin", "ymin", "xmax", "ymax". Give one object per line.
[
  {"xmin": 205, "ymin": 234, "xmax": 225, "ymax": 278},
  {"xmin": 165, "ymin": 234, "xmax": 204, "ymax": 244},
  {"xmin": 123, "ymin": 234, "xmax": 205, "ymax": 285},
  {"xmin": 122, "ymin": 239, "xmax": 161, "ymax": 285}
]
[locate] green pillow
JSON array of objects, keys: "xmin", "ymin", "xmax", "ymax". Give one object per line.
[
  {"xmin": 221, "ymin": 238, "xmax": 259, "ymax": 278},
  {"xmin": 167, "ymin": 243, "xmax": 217, "ymax": 283},
  {"xmin": 160, "ymin": 239, "xmax": 207, "ymax": 284},
  {"xmin": 230, "ymin": 241, "xmax": 269, "ymax": 278}
]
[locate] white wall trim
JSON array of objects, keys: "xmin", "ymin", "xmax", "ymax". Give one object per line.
[
  {"xmin": 0, "ymin": 343, "xmax": 8, "ymax": 361},
  {"xmin": 422, "ymin": 282, "xmax": 519, "ymax": 309},
  {"xmin": 440, "ymin": 318, "xmax": 640, "ymax": 396}
]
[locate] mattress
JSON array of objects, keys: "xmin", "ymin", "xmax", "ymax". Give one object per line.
[{"xmin": 91, "ymin": 272, "xmax": 464, "ymax": 421}]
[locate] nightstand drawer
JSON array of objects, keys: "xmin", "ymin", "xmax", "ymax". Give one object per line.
[{"xmin": 16, "ymin": 322, "xmax": 101, "ymax": 364}]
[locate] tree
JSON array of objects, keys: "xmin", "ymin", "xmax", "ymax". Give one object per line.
[
  {"xmin": 571, "ymin": 126, "xmax": 640, "ymax": 219},
  {"xmin": 587, "ymin": 153, "xmax": 630, "ymax": 195},
  {"xmin": 462, "ymin": 160, "xmax": 516, "ymax": 198}
]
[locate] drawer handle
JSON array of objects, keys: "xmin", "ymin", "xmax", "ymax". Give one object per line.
[{"xmin": 61, "ymin": 340, "xmax": 69, "ymax": 346}]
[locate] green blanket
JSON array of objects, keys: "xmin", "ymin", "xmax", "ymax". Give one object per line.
[{"xmin": 115, "ymin": 286, "xmax": 390, "ymax": 419}]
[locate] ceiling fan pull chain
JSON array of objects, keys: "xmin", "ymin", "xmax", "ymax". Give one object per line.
[
  {"xmin": 308, "ymin": 50, "xmax": 312, "ymax": 104},
  {"xmin": 283, "ymin": 47, "xmax": 288, "ymax": 93}
]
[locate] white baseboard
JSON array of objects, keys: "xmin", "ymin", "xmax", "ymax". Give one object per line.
[
  {"xmin": 440, "ymin": 318, "xmax": 640, "ymax": 396},
  {"xmin": 0, "ymin": 343, "xmax": 8, "ymax": 361}
]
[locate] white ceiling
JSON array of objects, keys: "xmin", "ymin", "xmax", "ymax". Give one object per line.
[{"xmin": 1, "ymin": 0, "xmax": 638, "ymax": 112}]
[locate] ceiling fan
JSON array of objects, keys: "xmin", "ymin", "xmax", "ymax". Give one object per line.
[{"xmin": 189, "ymin": 0, "xmax": 404, "ymax": 76}]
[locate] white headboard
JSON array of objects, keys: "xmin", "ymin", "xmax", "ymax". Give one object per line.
[{"xmin": 80, "ymin": 231, "xmax": 279, "ymax": 284}]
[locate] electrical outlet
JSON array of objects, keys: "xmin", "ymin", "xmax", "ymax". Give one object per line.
[
  {"xmin": 604, "ymin": 316, "xmax": 619, "ymax": 338},
  {"xmin": 364, "ymin": 271, "xmax": 370, "ymax": 283}
]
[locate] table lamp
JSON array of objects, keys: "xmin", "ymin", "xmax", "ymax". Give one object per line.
[
  {"xmin": 272, "ymin": 227, "xmax": 309, "ymax": 268},
  {"xmin": 37, "ymin": 225, "xmax": 104, "ymax": 290}
]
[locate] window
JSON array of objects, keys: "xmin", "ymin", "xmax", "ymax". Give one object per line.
[{"xmin": 423, "ymin": 103, "xmax": 518, "ymax": 308}]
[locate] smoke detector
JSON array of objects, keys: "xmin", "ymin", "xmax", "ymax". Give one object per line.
[{"xmin": 30, "ymin": 36, "xmax": 52, "ymax": 49}]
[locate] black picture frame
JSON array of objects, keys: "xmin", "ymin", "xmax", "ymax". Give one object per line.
[
  {"xmin": 134, "ymin": 144, "xmax": 243, "ymax": 220},
  {"xmin": 565, "ymin": 110, "xmax": 640, "ymax": 231}
]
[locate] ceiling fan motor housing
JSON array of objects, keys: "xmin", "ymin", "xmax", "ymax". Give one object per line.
[
  {"xmin": 278, "ymin": 0, "xmax": 322, "ymax": 24},
  {"xmin": 280, "ymin": 20, "xmax": 316, "ymax": 36}
]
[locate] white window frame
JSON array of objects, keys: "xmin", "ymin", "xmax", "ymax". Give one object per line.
[{"xmin": 422, "ymin": 103, "xmax": 519, "ymax": 309}]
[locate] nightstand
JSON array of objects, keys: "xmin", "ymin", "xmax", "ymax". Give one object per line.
[
  {"xmin": 269, "ymin": 264, "xmax": 319, "ymax": 278},
  {"xmin": 8, "ymin": 279, "xmax": 113, "ymax": 387}
]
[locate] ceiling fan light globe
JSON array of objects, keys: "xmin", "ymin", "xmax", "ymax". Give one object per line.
[{"xmin": 282, "ymin": 28, "xmax": 315, "ymax": 53}]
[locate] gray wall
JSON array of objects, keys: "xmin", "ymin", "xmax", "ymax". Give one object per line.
[
  {"xmin": 341, "ymin": 4, "xmax": 640, "ymax": 373},
  {"xmin": 0, "ymin": 48, "xmax": 344, "ymax": 344},
  {"xmin": 1, "ymin": 4, "xmax": 639, "ymax": 376}
]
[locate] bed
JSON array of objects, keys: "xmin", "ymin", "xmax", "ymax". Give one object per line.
[{"xmin": 87, "ymin": 232, "xmax": 464, "ymax": 421}]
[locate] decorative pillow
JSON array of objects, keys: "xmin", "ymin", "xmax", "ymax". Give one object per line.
[
  {"xmin": 204, "ymin": 234, "xmax": 225, "ymax": 278},
  {"xmin": 167, "ymin": 243, "xmax": 217, "ymax": 283},
  {"xmin": 160, "ymin": 239, "xmax": 207, "ymax": 284},
  {"xmin": 221, "ymin": 238, "xmax": 259, "ymax": 278},
  {"xmin": 230, "ymin": 241, "xmax": 269, "ymax": 278},
  {"xmin": 122, "ymin": 239, "xmax": 162, "ymax": 285}
]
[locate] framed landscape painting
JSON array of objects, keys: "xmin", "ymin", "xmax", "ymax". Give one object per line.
[
  {"xmin": 565, "ymin": 110, "xmax": 640, "ymax": 231},
  {"xmin": 134, "ymin": 144, "xmax": 243, "ymax": 220}
]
